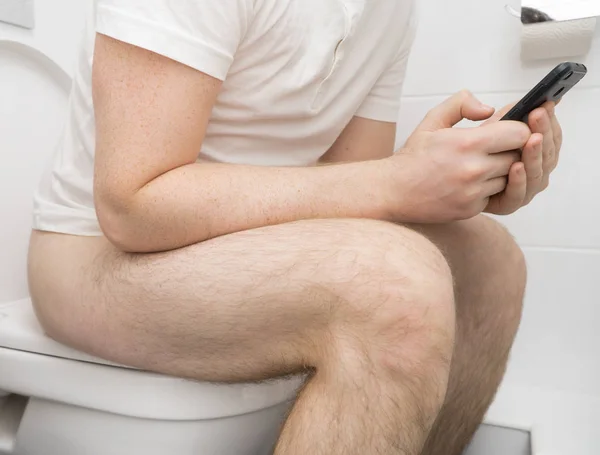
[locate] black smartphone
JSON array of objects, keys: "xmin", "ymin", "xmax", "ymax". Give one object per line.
[{"xmin": 501, "ymin": 62, "xmax": 587, "ymax": 122}]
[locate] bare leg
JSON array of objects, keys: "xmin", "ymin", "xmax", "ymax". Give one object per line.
[
  {"xmin": 413, "ymin": 216, "xmax": 527, "ymax": 455},
  {"xmin": 29, "ymin": 219, "xmax": 456, "ymax": 455}
]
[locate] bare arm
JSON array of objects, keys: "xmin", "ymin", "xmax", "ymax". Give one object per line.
[
  {"xmin": 93, "ymin": 35, "xmax": 398, "ymax": 253},
  {"xmin": 319, "ymin": 116, "xmax": 397, "ymax": 163}
]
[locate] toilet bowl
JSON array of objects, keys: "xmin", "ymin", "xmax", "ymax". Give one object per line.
[
  {"xmin": 0, "ymin": 36, "xmax": 304, "ymax": 455},
  {"xmin": 0, "ymin": 299, "xmax": 304, "ymax": 455}
]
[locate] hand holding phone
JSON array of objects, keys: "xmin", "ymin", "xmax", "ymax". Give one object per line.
[{"xmin": 482, "ymin": 62, "xmax": 588, "ymax": 215}]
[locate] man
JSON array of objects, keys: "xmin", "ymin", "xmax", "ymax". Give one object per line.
[{"xmin": 27, "ymin": 0, "xmax": 561, "ymax": 454}]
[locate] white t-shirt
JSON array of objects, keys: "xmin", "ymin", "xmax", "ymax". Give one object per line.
[{"xmin": 33, "ymin": 0, "xmax": 416, "ymax": 236}]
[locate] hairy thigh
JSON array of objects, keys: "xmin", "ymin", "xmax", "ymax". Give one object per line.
[{"xmin": 29, "ymin": 219, "xmax": 452, "ymax": 383}]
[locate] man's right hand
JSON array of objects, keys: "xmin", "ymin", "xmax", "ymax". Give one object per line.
[{"xmin": 386, "ymin": 90, "xmax": 532, "ymax": 223}]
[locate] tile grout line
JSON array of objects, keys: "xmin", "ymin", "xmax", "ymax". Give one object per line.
[
  {"xmin": 520, "ymin": 245, "xmax": 600, "ymax": 254},
  {"xmin": 402, "ymin": 85, "xmax": 600, "ymax": 99}
]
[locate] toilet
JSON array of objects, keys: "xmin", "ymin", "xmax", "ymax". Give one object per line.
[{"xmin": 0, "ymin": 36, "xmax": 304, "ymax": 455}]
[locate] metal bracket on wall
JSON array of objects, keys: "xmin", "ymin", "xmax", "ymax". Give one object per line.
[
  {"xmin": 505, "ymin": 4, "xmax": 523, "ymax": 19},
  {"xmin": 0, "ymin": 0, "xmax": 34, "ymax": 30}
]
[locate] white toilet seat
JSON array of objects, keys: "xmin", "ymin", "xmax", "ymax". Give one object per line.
[
  {"xmin": 0, "ymin": 299, "xmax": 123, "ymax": 367},
  {"xmin": 0, "ymin": 299, "xmax": 304, "ymax": 421}
]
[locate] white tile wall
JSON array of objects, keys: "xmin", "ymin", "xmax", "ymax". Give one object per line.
[
  {"xmin": 508, "ymin": 248, "xmax": 600, "ymax": 396},
  {"xmin": 397, "ymin": 0, "xmax": 600, "ymax": 398},
  {"xmin": 0, "ymin": 0, "xmax": 35, "ymax": 29},
  {"xmin": 403, "ymin": 0, "xmax": 600, "ymax": 96}
]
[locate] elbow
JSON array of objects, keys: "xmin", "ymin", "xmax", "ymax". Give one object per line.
[
  {"xmin": 95, "ymin": 197, "xmax": 145, "ymax": 253},
  {"xmin": 96, "ymin": 206, "xmax": 137, "ymax": 253}
]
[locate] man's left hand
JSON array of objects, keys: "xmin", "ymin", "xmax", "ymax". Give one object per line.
[{"xmin": 484, "ymin": 101, "xmax": 562, "ymax": 215}]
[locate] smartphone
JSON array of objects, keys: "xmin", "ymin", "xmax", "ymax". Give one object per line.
[{"xmin": 501, "ymin": 62, "xmax": 587, "ymax": 122}]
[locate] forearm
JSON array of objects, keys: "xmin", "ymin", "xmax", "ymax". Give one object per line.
[{"xmin": 101, "ymin": 160, "xmax": 394, "ymax": 252}]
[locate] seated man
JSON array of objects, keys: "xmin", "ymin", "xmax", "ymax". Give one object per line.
[{"xmin": 27, "ymin": 0, "xmax": 561, "ymax": 453}]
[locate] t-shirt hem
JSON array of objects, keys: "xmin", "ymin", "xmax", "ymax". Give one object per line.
[
  {"xmin": 32, "ymin": 212, "xmax": 104, "ymax": 237},
  {"xmin": 96, "ymin": 4, "xmax": 233, "ymax": 80},
  {"xmin": 355, "ymin": 101, "xmax": 400, "ymax": 123}
]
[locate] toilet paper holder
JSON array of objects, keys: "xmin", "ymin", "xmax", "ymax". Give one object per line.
[
  {"xmin": 506, "ymin": 2, "xmax": 597, "ymax": 61},
  {"xmin": 505, "ymin": 1, "xmax": 600, "ymax": 24}
]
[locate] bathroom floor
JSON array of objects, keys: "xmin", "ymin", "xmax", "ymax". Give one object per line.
[{"xmin": 464, "ymin": 425, "xmax": 531, "ymax": 455}]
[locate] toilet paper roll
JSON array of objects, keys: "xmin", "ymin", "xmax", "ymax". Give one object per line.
[{"xmin": 521, "ymin": 17, "xmax": 596, "ymax": 61}]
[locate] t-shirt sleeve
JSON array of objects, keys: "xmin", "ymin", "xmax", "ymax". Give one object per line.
[
  {"xmin": 355, "ymin": 11, "xmax": 417, "ymax": 123},
  {"xmin": 95, "ymin": 0, "xmax": 253, "ymax": 81}
]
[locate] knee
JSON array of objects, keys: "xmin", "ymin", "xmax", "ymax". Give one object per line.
[
  {"xmin": 483, "ymin": 216, "xmax": 526, "ymax": 281},
  {"xmin": 506, "ymin": 231, "xmax": 527, "ymax": 294},
  {"xmin": 501, "ymin": 224, "xmax": 527, "ymax": 298},
  {"xmin": 480, "ymin": 217, "xmax": 527, "ymax": 334},
  {"xmin": 321, "ymin": 220, "xmax": 456, "ymax": 384},
  {"xmin": 447, "ymin": 216, "xmax": 526, "ymax": 348},
  {"xmin": 498, "ymin": 223, "xmax": 527, "ymax": 346}
]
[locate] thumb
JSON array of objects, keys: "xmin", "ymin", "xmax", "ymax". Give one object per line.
[{"xmin": 418, "ymin": 90, "xmax": 495, "ymax": 131}]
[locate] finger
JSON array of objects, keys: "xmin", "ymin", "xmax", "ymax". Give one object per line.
[
  {"xmin": 483, "ymin": 176, "xmax": 509, "ymax": 197},
  {"xmin": 505, "ymin": 162, "xmax": 528, "ymax": 204},
  {"xmin": 543, "ymin": 100, "xmax": 557, "ymax": 113},
  {"xmin": 528, "ymin": 106, "xmax": 555, "ymax": 171},
  {"xmin": 546, "ymin": 102, "xmax": 562, "ymax": 170},
  {"xmin": 419, "ymin": 90, "xmax": 495, "ymax": 131},
  {"xmin": 486, "ymin": 163, "xmax": 527, "ymax": 215},
  {"xmin": 486, "ymin": 151, "xmax": 522, "ymax": 178},
  {"xmin": 528, "ymin": 106, "xmax": 552, "ymax": 136},
  {"xmin": 522, "ymin": 133, "xmax": 544, "ymax": 203},
  {"xmin": 551, "ymin": 113, "xmax": 563, "ymax": 157},
  {"xmin": 456, "ymin": 120, "xmax": 531, "ymax": 154}
]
